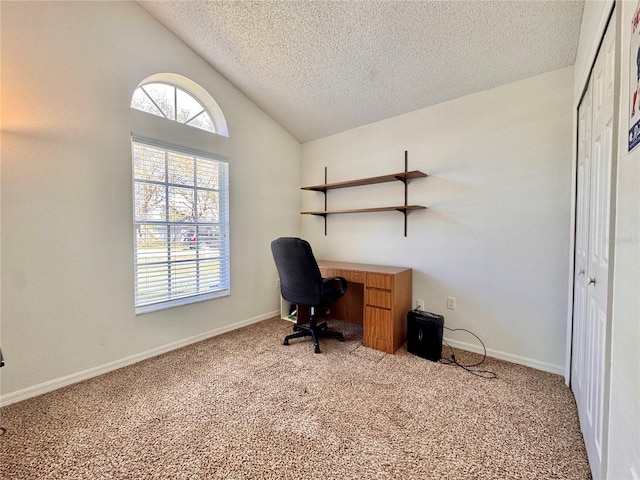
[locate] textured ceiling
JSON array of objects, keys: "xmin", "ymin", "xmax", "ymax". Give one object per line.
[{"xmin": 139, "ymin": 1, "xmax": 585, "ymax": 143}]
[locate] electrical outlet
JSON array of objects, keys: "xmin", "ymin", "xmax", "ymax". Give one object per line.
[
  {"xmin": 415, "ymin": 299, "xmax": 425, "ymax": 310},
  {"xmin": 276, "ymin": 278, "xmax": 280, "ymax": 290},
  {"xmin": 447, "ymin": 296, "xmax": 456, "ymax": 310}
]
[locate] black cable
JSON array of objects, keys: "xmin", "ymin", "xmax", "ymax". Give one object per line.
[{"xmin": 440, "ymin": 326, "xmax": 497, "ymax": 379}]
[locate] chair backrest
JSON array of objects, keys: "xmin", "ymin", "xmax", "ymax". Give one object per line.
[{"xmin": 271, "ymin": 237, "xmax": 323, "ymax": 307}]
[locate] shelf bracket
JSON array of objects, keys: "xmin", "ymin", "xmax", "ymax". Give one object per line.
[
  {"xmin": 403, "ymin": 151, "xmax": 408, "ymax": 236},
  {"xmin": 397, "ymin": 208, "xmax": 418, "ymax": 237},
  {"xmin": 404, "ymin": 210, "xmax": 408, "ymax": 237},
  {"xmin": 394, "ymin": 175, "xmax": 407, "ymax": 184},
  {"xmin": 323, "ymin": 167, "xmax": 328, "ymax": 235}
]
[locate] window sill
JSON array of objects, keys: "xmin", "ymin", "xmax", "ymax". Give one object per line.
[{"xmin": 135, "ymin": 289, "xmax": 230, "ymax": 315}]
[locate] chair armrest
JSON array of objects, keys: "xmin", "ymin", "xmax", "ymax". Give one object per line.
[{"xmin": 322, "ymin": 276, "xmax": 347, "ymax": 296}]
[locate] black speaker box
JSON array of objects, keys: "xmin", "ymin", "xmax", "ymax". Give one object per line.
[{"xmin": 407, "ymin": 310, "xmax": 444, "ymax": 362}]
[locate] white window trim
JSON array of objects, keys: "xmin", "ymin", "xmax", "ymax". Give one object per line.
[{"xmin": 136, "ymin": 291, "xmax": 229, "ymax": 315}]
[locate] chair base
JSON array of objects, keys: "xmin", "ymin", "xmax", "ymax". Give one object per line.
[{"xmin": 283, "ymin": 316, "xmax": 345, "ymax": 354}]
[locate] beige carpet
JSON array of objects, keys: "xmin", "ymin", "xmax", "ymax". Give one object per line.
[{"xmin": 0, "ymin": 317, "xmax": 590, "ymax": 479}]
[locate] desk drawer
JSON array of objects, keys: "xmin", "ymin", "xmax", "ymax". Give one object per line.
[
  {"xmin": 364, "ymin": 306, "xmax": 392, "ymax": 339},
  {"xmin": 367, "ymin": 273, "xmax": 392, "ymax": 289},
  {"xmin": 321, "ymin": 268, "xmax": 364, "ymax": 284},
  {"xmin": 364, "ymin": 306, "xmax": 393, "ymax": 353},
  {"xmin": 366, "ymin": 288, "xmax": 392, "ymax": 309}
]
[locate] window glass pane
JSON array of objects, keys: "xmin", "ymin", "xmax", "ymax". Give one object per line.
[
  {"xmin": 133, "ymin": 144, "xmax": 165, "ymax": 182},
  {"xmin": 175, "ymin": 224, "xmax": 194, "ymax": 251},
  {"xmin": 134, "ymin": 183, "xmax": 165, "ymax": 221},
  {"xmin": 197, "ymin": 191, "xmax": 219, "ymax": 223},
  {"xmin": 136, "ymin": 225, "xmax": 168, "ymax": 262},
  {"xmin": 197, "ymin": 225, "xmax": 218, "ymax": 250},
  {"xmin": 142, "ymin": 83, "xmax": 176, "ymax": 120},
  {"xmin": 168, "ymin": 224, "xmax": 188, "ymax": 256},
  {"xmin": 197, "ymin": 159, "xmax": 219, "ymax": 189},
  {"xmin": 186, "ymin": 111, "xmax": 215, "ymax": 133},
  {"xmin": 167, "ymin": 152, "xmax": 194, "ymax": 186},
  {"xmin": 168, "ymin": 186, "xmax": 195, "ymax": 221},
  {"xmin": 170, "ymin": 239, "xmax": 195, "ymax": 262},
  {"xmin": 131, "ymin": 88, "xmax": 164, "ymax": 117},
  {"xmin": 176, "ymin": 88, "xmax": 204, "ymax": 123},
  {"xmin": 174, "ymin": 225, "xmax": 220, "ymax": 254}
]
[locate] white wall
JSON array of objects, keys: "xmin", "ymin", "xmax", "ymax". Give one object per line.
[
  {"xmin": 0, "ymin": 2, "xmax": 301, "ymax": 402},
  {"xmin": 609, "ymin": 3, "xmax": 640, "ymax": 479},
  {"xmin": 302, "ymin": 67, "xmax": 574, "ymax": 373}
]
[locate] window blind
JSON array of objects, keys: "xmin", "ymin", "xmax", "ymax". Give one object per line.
[{"xmin": 132, "ymin": 138, "xmax": 229, "ymax": 313}]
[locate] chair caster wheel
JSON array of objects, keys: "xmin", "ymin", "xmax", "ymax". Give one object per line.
[
  {"xmin": 314, "ymin": 346, "xmax": 321, "ymax": 354},
  {"xmin": 283, "ymin": 340, "xmax": 289, "ymax": 346}
]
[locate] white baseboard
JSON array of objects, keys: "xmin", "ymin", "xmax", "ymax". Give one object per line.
[
  {"xmin": 0, "ymin": 311, "xmax": 278, "ymax": 407},
  {"xmin": 443, "ymin": 336, "xmax": 565, "ymax": 376}
]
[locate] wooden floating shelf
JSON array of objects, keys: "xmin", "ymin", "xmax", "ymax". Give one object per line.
[
  {"xmin": 301, "ymin": 170, "xmax": 428, "ymax": 193},
  {"xmin": 301, "ymin": 151, "xmax": 428, "ymax": 236},
  {"xmin": 301, "ymin": 205, "xmax": 427, "ymax": 216}
]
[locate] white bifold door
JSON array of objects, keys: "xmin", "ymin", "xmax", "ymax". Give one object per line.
[{"xmin": 572, "ymin": 12, "xmax": 615, "ymax": 480}]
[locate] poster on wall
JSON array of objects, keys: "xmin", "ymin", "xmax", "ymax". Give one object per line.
[{"xmin": 629, "ymin": 2, "xmax": 640, "ymax": 152}]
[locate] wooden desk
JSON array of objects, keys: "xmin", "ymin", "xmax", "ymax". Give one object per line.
[{"xmin": 317, "ymin": 261, "xmax": 412, "ymax": 354}]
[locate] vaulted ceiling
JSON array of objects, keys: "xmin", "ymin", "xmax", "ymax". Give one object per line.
[{"xmin": 139, "ymin": 1, "xmax": 585, "ymax": 143}]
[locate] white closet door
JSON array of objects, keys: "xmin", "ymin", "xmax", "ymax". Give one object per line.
[
  {"xmin": 572, "ymin": 13, "xmax": 615, "ymax": 479},
  {"xmin": 572, "ymin": 76, "xmax": 592, "ymax": 436}
]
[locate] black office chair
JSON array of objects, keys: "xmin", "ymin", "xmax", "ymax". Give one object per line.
[{"xmin": 271, "ymin": 237, "xmax": 347, "ymax": 353}]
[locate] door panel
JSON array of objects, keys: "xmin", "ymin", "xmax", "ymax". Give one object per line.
[
  {"xmin": 572, "ymin": 13, "xmax": 614, "ymax": 479},
  {"xmin": 572, "ymin": 76, "xmax": 592, "ymax": 409}
]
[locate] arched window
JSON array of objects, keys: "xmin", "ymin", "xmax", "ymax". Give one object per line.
[
  {"xmin": 131, "ymin": 73, "xmax": 229, "ymax": 137},
  {"xmin": 131, "ymin": 83, "xmax": 215, "ymax": 133},
  {"xmin": 131, "ymin": 74, "xmax": 230, "ymax": 314}
]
